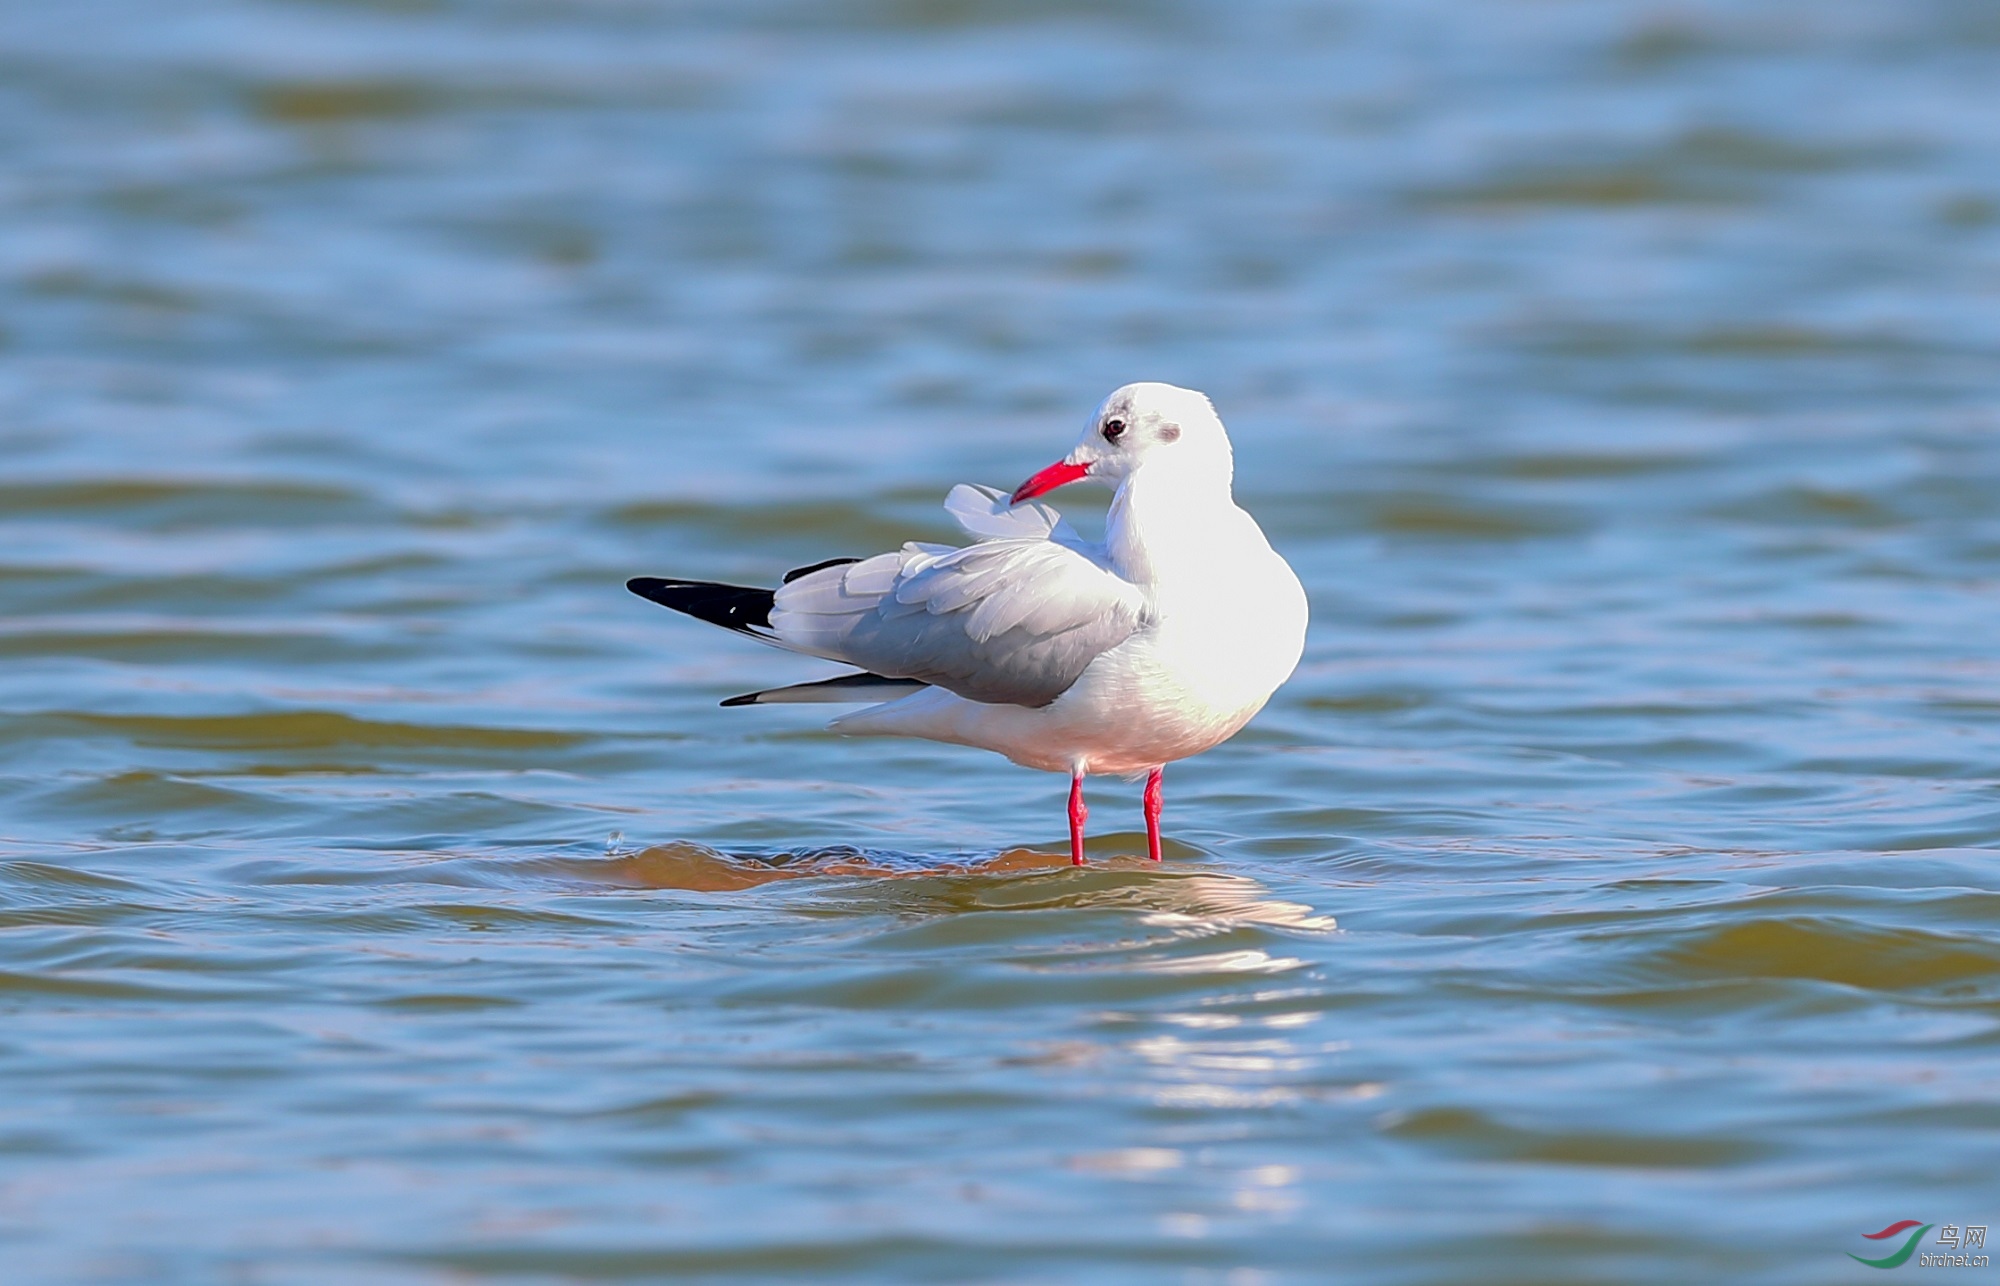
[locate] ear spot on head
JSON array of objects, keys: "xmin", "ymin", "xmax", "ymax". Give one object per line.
[{"xmin": 1157, "ymin": 423, "xmax": 1181, "ymax": 443}]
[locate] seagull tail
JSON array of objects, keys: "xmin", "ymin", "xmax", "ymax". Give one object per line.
[{"xmin": 721, "ymin": 672, "xmax": 929, "ymax": 707}]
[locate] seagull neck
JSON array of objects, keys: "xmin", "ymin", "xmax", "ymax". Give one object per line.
[{"xmin": 1105, "ymin": 466, "xmax": 1239, "ymax": 587}]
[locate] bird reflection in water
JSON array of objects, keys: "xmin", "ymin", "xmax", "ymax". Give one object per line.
[{"xmin": 576, "ymin": 840, "xmax": 1336, "ymax": 934}]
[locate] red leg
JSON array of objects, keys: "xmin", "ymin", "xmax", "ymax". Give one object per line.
[
  {"xmin": 1068, "ymin": 772, "xmax": 1088, "ymax": 866},
  {"xmin": 1144, "ymin": 766, "xmax": 1164, "ymax": 862}
]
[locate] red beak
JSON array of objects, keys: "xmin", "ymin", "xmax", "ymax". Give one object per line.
[{"xmin": 1010, "ymin": 459, "xmax": 1091, "ymax": 504}]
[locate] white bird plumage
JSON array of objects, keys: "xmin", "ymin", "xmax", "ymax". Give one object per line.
[{"xmin": 627, "ymin": 382, "xmax": 1308, "ymax": 864}]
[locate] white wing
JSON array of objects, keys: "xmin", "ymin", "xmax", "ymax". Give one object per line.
[
  {"xmin": 770, "ymin": 490, "xmax": 1145, "ymax": 708},
  {"xmin": 943, "ymin": 483, "xmax": 1089, "ymax": 550}
]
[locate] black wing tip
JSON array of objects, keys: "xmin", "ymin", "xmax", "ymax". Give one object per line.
[
  {"xmin": 626, "ymin": 576, "xmax": 776, "ymax": 632},
  {"xmin": 626, "ymin": 575, "xmax": 686, "ymax": 601},
  {"xmin": 718, "ymin": 672, "xmax": 927, "ymax": 709}
]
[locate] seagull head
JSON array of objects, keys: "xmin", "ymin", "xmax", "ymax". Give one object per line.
[{"xmin": 1010, "ymin": 382, "xmax": 1234, "ymax": 504}]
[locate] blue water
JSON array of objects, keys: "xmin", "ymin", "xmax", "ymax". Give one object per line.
[{"xmin": 2, "ymin": 1, "xmax": 1999, "ymax": 1281}]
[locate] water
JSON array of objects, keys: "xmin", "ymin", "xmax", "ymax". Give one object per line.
[{"xmin": 3, "ymin": 1, "xmax": 1999, "ymax": 1281}]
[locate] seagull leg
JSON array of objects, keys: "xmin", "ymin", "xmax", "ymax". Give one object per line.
[
  {"xmin": 1068, "ymin": 771, "xmax": 1088, "ymax": 866},
  {"xmin": 1144, "ymin": 766, "xmax": 1164, "ymax": 862}
]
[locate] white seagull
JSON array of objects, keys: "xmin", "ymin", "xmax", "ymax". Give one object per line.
[{"xmin": 628, "ymin": 382, "xmax": 1308, "ymax": 865}]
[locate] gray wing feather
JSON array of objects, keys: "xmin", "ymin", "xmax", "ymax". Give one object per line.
[{"xmin": 770, "ymin": 528, "xmax": 1146, "ymax": 708}]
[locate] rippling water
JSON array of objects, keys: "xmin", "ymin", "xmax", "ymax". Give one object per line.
[{"xmin": 4, "ymin": 1, "xmax": 2000, "ymax": 1282}]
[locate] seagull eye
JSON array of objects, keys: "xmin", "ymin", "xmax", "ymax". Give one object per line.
[{"xmin": 1102, "ymin": 418, "xmax": 1127, "ymax": 443}]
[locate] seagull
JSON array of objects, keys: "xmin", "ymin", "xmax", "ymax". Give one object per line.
[{"xmin": 627, "ymin": 382, "xmax": 1308, "ymax": 866}]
